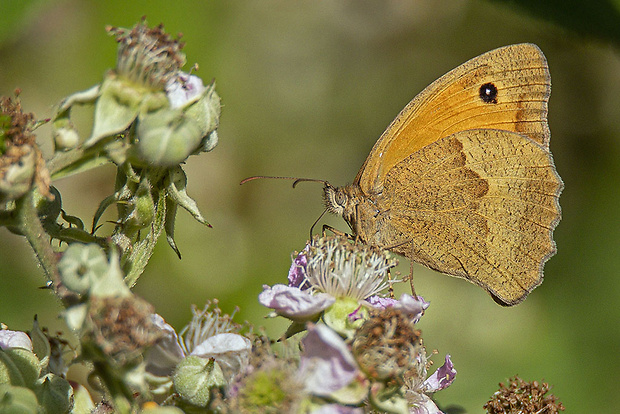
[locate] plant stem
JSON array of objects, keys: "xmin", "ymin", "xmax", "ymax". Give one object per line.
[{"xmin": 16, "ymin": 190, "xmax": 79, "ymax": 305}]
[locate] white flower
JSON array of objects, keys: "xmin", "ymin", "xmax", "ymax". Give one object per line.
[{"xmin": 146, "ymin": 303, "xmax": 250, "ymax": 383}]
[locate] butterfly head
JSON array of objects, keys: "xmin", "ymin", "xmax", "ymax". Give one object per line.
[{"xmin": 323, "ymin": 183, "xmax": 361, "ymax": 224}]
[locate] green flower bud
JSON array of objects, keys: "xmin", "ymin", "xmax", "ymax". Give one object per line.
[
  {"xmin": 57, "ymin": 244, "xmax": 109, "ymax": 294},
  {"xmin": 0, "ymin": 384, "xmax": 39, "ymax": 413},
  {"xmin": 133, "ymin": 109, "xmax": 202, "ymax": 167},
  {"xmin": 0, "ymin": 348, "xmax": 41, "ymax": 387},
  {"xmin": 33, "ymin": 374, "xmax": 73, "ymax": 414},
  {"xmin": 119, "ymin": 177, "xmax": 155, "ymax": 232},
  {"xmin": 173, "ymin": 356, "xmax": 226, "ymax": 408}
]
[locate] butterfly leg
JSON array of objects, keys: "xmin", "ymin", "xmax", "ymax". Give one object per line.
[
  {"xmin": 321, "ymin": 224, "xmax": 353, "ymax": 239},
  {"xmin": 387, "ymin": 268, "xmax": 395, "ymax": 299},
  {"xmin": 408, "ymin": 259, "xmax": 418, "ymax": 299}
]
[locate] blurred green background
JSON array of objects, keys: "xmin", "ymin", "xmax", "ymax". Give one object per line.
[{"xmin": 1, "ymin": 0, "xmax": 619, "ymax": 412}]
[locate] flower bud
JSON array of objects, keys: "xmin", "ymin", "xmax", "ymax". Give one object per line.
[
  {"xmin": 173, "ymin": 356, "xmax": 226, "ymax": 408},
  {"xmin": 133, "ymin": 109, "xmax": 202, "ymax": 167},
  {"xmin": 34, "ymin": 374, "xmax": 74, "ymax": 414},
  {"xmin": 0, "ymin": 347, "xmax": 41, "ymax": 387},
  {"xmin": 0, "ymin": 384, "xmax": 39, "ymax": 412}
]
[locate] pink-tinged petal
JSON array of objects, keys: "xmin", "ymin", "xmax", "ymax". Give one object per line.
[
  {"xmin": 394, "ymin": 294, "xmax": 430, "ymax": 323},
  {"xmin": 311, "ymin": 404, "xmax": 363, "ymax": 414},
  {"xmin": 366, "ymin": 295, "xmax": 398, "ymax": 309},
  {"xmin": 145, "ymin": 314, "xmax": 185, "ymax": 376},
  {"xmin": 191, "ymin": 333, "xmax": 252, "ymax": 381},
  {"xmin": 410, "ymin": 394, "xmax": 444, "ymax": 414},
  {"xmin": 0, "ymin": 329, "xmax": 32, "ymax": 351},
  {"xmin": 299, "ymin": 324, "xmax": 359, "ymax": 396},
  {"xmin": 423, "ymin": 354, "xmax": 456, "ymax": 393},
  {"xmin": 288, "ymin": 251, "xmax": 308, "ymax": 288},
  {"xmin": 259, "ymin": 284, "xmax": 335, "ymax": 322},
  {"xmin": 166, "ymin": 73, "xmax": 205, "ymax": 109}
]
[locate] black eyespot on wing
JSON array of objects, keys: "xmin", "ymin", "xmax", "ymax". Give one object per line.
[{"xmin": 479, "ymin": 82, "xmax": 498, "ymax": 104}]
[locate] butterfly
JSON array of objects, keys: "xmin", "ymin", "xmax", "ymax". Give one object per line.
[{"xmin": 243, "ymin": 44, "xmax": 563, "ymax": 306}]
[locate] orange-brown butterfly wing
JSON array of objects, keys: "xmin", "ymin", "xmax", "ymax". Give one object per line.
[
  {"xmin": 354, "ymin": 43, "xmax": 551, "ymax": 195},
  {"xmin": 378, "ymin": 129, "xmax": 562, "ymax": 305},
  {"xmin": 349, "ymin": 43, "xmax": 562, "ymax": 305}
]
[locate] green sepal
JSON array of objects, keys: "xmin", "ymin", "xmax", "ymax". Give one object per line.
[
  {"xmin": 123, "ymin": 186, "xmax": 167, "ymax": 287},
  {"xmin": 29, "ymin": 319, "xmax": 50, "ymax": 374},
  {"xmin": 0, "ymin": 384, "xmax": 39, "ymax": 413},
  {"xmin": 84, "ymin": 76, "xmax": 145, "ymax": 147},
  {"xmin": 165, "ymin": 166, "xmax": 211, "ymax": 227},
  {"xmin": 164, "ymin": 196, "xmax": 181, "ymax": 259},
  {"xmin": 0, "ymin": 348, "xmax": 40, "ymax": 387}
]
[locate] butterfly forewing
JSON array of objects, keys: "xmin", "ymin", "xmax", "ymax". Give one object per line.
[{"xmin": 355, "ymin": 43, "xmax": 551, "ymax": 195}]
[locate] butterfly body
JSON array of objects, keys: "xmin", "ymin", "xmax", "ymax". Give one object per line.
[{"xmin": 323, "ymin": 44, "xmax": 563, "ymax": 306}]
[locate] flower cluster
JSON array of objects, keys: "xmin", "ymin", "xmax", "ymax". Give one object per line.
[
  {"xmin": 256, "ymin": 236, "xmax": 456, "ymax": 413},
  {"xmin": 484, "ymin": 376, "xmax": 565, "ymax": 414}
]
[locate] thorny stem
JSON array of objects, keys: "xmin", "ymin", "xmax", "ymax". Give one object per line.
[{"xmin": 15, "ymin": 190, "xmax": 79, "ymax": 305}]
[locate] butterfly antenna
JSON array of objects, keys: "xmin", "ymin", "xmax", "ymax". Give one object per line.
[{"xmin": 240, "ymin": 175, "xmax": 328, "ymax": 188}]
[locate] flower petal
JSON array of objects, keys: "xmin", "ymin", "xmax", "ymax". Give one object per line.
[
  {"xmin": 259, "ymin": 284, "xmax": 334, "ymax": 322},
  {"xmin": 166, "ymin": 73, "xmax": 206, "ymax": 109},
  {"xmin": 145, "ymin": 314, "xmax": 185, "ymax": 376},
  {"xmin": 288, "ymin": 251, "xmax": 308, "ymax": 288},
  {"xmin": 311, "ymin": 404, "xmax": 363, "ymax": 414},
  {"xmin": 0, "ymin": 329, "xmax": 32, "ymax": 351},
  {"xmin": 410, "ymin": 394, "xmax": 444, "ymax": 414},
  {"xmin": 190, "ymin": 333, "xmax": 252, "ymax": 381},
  {"xmin": 365, "ymin": 295, "xmax": 398, "ymax": 309},
  {"xmin": 299, "ymin": 324, "xmax": 359, "ymax": 396},
  {"xmin": 423, "ymin": 354, "xmax": 456, "ymax": 393},
  {"xmin": 394, "ymin": 294, "xmax": 430, "ymax": 323}
]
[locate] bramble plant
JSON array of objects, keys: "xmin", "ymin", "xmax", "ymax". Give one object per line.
[{"xmin": 0, "ymin": 19, "xmax": 564, "ymax": 414}]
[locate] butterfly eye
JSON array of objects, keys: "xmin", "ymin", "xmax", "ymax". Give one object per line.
[{"xmin": 335, "ymin": 190, "xmax": 347, "ymax": 206}]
